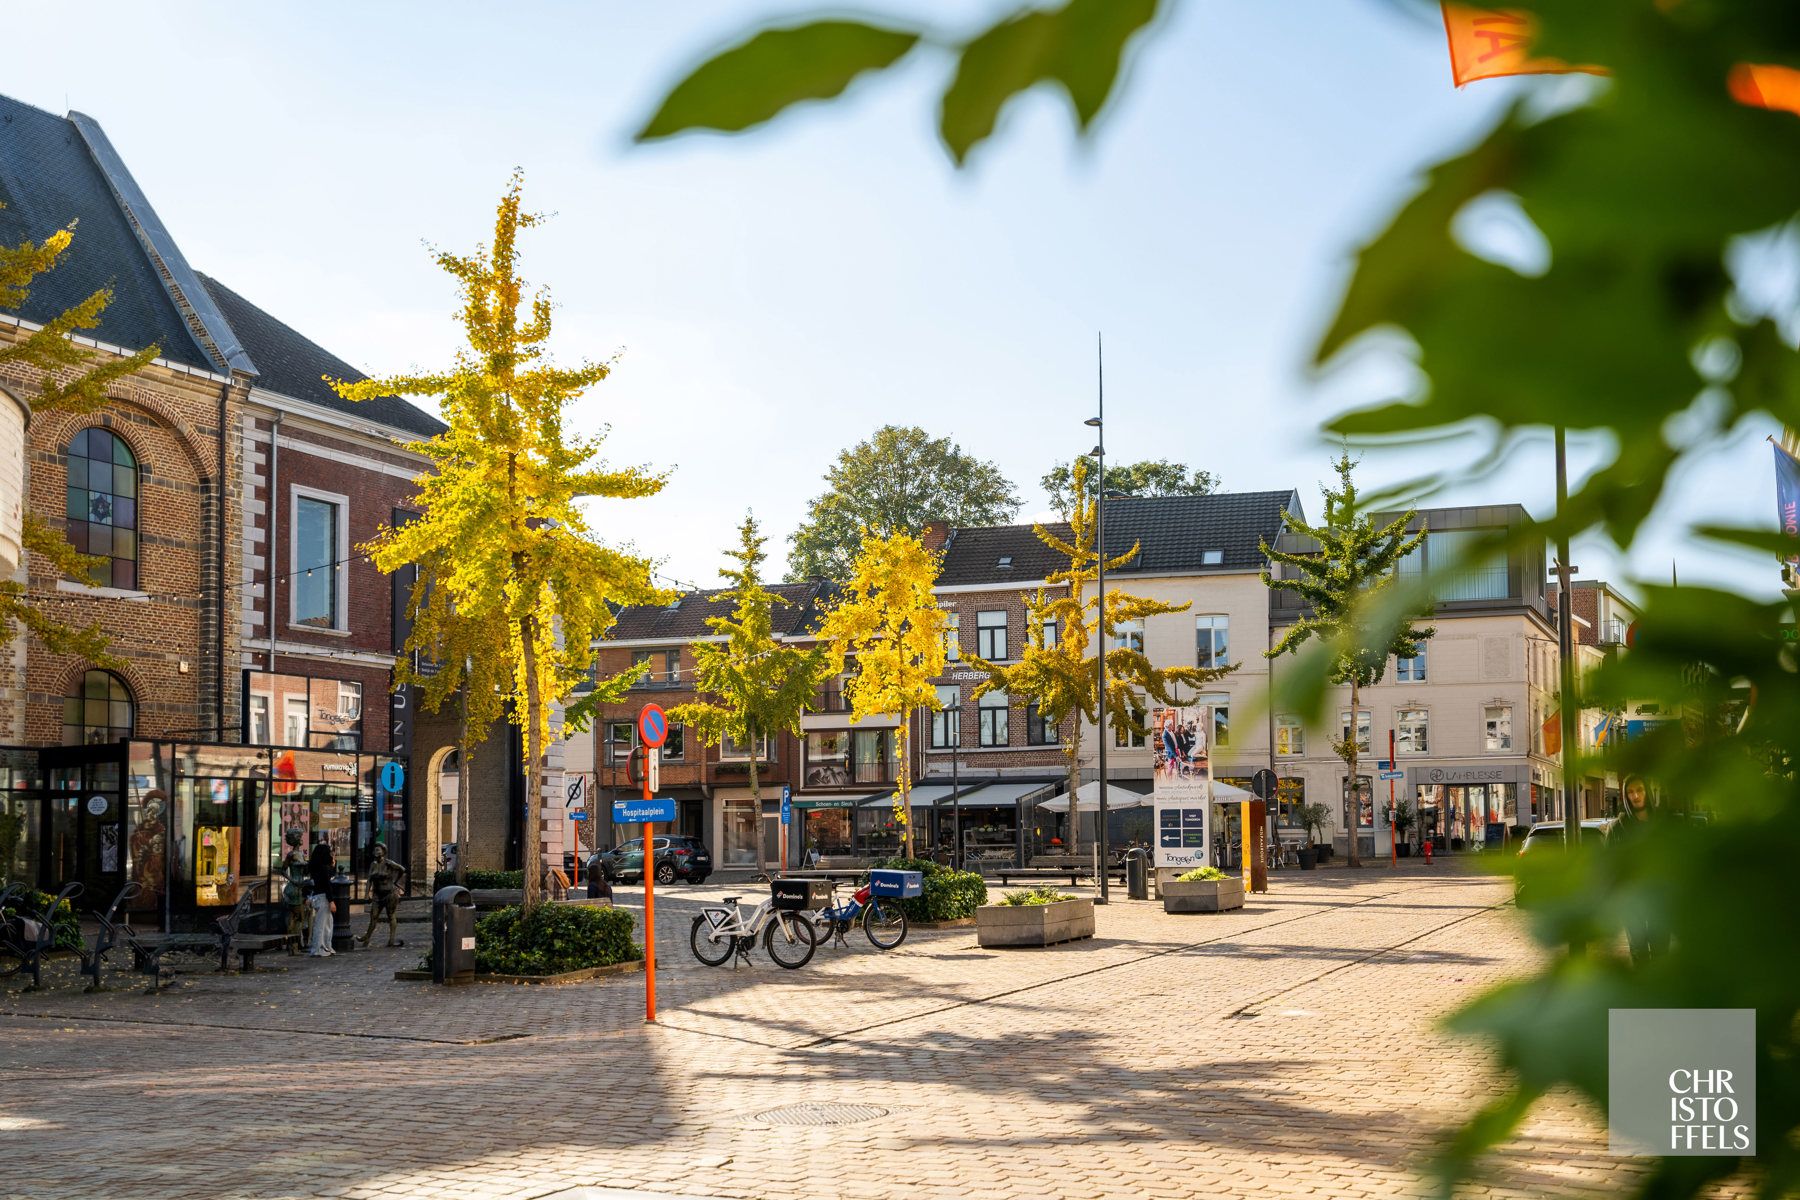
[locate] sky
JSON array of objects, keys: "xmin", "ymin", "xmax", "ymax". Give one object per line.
[{"xmin": 5, "ymin": 1, "xmax": 1786, "ymax": 599}]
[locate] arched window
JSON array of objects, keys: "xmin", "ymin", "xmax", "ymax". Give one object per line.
[
  {"xmin": 62, "ymin": 669, "xmax": 133, "ymax": 746},
  {"xmin": 64, "ymin": 427, "xmax": 139, "ymax": 589}
]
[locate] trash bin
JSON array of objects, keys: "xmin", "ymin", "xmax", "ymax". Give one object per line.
[
  {"xmin": 330, "ymin": 874, "xmax": 354, "ymax": 953},
  {"xmin": 432, "ymin": 885, "xmax": 477, "ymax": 984},
  {"xmin": 584, "ymin": 852, "xmax": 612, "ymax": 901},
  {"xmin": 1125, "ymin": 848, "xmax": 1149, "ymax": 901}
]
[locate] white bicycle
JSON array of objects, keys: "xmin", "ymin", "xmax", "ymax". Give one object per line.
[{"xmin": 689, "ymin": 887, "xmax": 818, "ymax": 970}]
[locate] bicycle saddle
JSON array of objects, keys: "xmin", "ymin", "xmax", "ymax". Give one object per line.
[{"xmin": 720, "ymin": 896, "xmax": 741, "ymax": 906}]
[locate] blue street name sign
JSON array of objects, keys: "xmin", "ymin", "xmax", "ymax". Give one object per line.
[
  {"xmin": 570, "ymin": 811, "xmax": 588, "ymax": 822},
  {"xmin": 1375, "ymin": 759, "xmax": 1393, "ymax": 773},
  {"xmin": 613, "ymin": 796, "xmax": 676, "ymax": 824},
  {"xmin": 1379, "ymin": 770, "xmax": 1405, "ymax": 781},
  {"xmin": 781, "ymin": 784, "xmax": 791, "ymax": 827},
  {"xmin": 379, "ymin": 761, "xmax": 405, "ymax": 793}
]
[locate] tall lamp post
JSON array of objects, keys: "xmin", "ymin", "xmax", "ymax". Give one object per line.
[{"xmin": 1087, "ymin": 337, "xmax": 1109, "ymax": 904}]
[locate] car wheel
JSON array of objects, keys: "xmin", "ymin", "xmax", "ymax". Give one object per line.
[
  {"xmin": 655, "ymin": 862, "xmax": 677, "ymax": 885},
  {"xmin": 688, "ymin": 873, "xmax": 709, "ymax": 886}
]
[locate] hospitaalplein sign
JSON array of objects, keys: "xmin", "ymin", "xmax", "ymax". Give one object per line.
[
  {"xmin": 1151, "ymin": 704, "xmax": 1212, "ymax": 871},
  {"xmin": 613, "ymin": 796, "xmax": 675, "ymax": 824}
]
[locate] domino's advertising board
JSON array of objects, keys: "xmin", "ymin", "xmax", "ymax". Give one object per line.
[{"xmin": 1151, "ymin": 704, "xmax": 1213, "ymax": 871}]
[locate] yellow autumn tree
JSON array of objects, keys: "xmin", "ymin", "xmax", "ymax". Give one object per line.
[
  {"xmin": 818, "ymin": 528, "xmax": 946, "ymax": 858},
  {"xmin": 1, "ymin": 211, "xmax": 157, "ymax": 661},
  {"xmin": 334, "ymin": 173, "xmax": 668, "ymax": 912}
]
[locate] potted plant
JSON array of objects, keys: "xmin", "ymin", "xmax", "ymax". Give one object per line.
[
  {"xmin": 1298, "ymin": 802, "xmax": 1331, "ymax": 869},
  {"xmin": 975, "ymin": 887, "xmax": 1095, "ymax": 948},
  {"xmin": 1161, "ymin": 865, "xmax": 1245, "ymax": 913},
  {"xmin": 1392, "ymin": 799, "xmax": 1415, "ymax": 857}
]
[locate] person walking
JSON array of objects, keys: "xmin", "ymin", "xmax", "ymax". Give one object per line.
[
  {"xmin": 307, "ymin": 841, "xmax": 336, "ymax": 957},
  {"xmin": 1612, "ymin": 774, "xmax": 1668, "ymax": 964}
]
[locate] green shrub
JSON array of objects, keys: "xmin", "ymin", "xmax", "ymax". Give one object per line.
[
  {"xmin": 471, "ymin": 903, "xmax": 641, "ymax": 976},
  {"xmin": 0, "ymin": 888, "xmax": 81, "ymax": 951},
  {"xmin": 1176, "ymin": 866, "xmax": 1228, "ymax": 882},
  {"xmin": 431, "ymin": 869, "xmax": 525, "ymax": 891},
  {"xmin": 998, "ymin": 887, "xmax": 1074, "ymax": 907},
  {"xmin": 867, "ymin": 857, "xmax": 986, "ymax": 922}
]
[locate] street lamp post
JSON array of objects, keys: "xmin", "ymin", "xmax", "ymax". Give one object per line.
[{"xmin": 1087, "ymin": 336, "xmax": 1109, "ymax": 904}]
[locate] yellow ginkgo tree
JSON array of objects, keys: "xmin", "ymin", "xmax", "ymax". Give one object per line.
[
  {"xmin": 818, "ymin": 528, "xmax": 947, "ymax": 859},
  {"xmin": 334, "ymin": 174, "xmax": 668, "ymax": 911}
]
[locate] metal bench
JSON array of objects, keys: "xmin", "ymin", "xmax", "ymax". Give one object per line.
[
  {"xmin": 79, "ymin": 881, "xmax": 177, "ymax": 993},
  {"xmin": 990, "ymin": 866, "xmax": 1127, "ymax": 888}
]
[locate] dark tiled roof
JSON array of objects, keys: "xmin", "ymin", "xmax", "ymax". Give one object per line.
[
  {"xmin": 937, "ymin": 522, "xmax": 1073, "ymax": 587},
  {"xmin": 606, "ymin": 582, "xmax": 837, "ymax": 644},
  {"xmin": 0, "ymin": 95, "xmax": 216, "ymax": 372},
  {"xmin": 197, "ymin": 273, "xmax": 445, "ymax": 438},
  {"xmin": 938, "ymin": 491, "xmax": 1302, "ymax": 586}
]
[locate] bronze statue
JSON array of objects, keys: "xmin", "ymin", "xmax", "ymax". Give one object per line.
[{"xmin": 358, "ymin": 842, "xmax": 408, "ymax": 948}]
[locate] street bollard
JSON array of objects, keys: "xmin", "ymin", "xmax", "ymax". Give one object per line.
[
  {"xmin": 329, "ymin": 873, "xmax": 354, "ymax": 953},
  {"xmin": 1125, "ymin": 847, "xmax": 1149, "ymax": 901}
]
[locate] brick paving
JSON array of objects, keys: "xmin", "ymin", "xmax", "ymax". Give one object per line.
[{"xmin": 0, "ymin": 864, "xmax": 1741, "ymax": 1199}]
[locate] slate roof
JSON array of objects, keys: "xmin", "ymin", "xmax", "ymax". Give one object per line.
[
  {"xmin": 197, "ymin": 273, "xmax": 444, "ymax": 438},
  {"xmin": 0, "ymin": 93, "xmax": 442, "ymax": 439},
  {"xmin": 938, "ymin": 490, "xmax": 1302, "ymax": 587},
  {"xmin": 0, "ymin": 95, "xmax": 217, "ymax": 372},
  {"xmin": 606, "ymin": 582, "xmax": 838, "ymax": 644}
]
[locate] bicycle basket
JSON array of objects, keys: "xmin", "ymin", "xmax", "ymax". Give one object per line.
[{"xmin": 769, "ymin": 878, "xmax": 813, "ymax": 911}]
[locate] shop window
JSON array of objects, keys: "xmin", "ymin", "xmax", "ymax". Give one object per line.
[
  {"xmin": 61, "ymin": 669, "xmax": 133, "ymax": 745},
  {"xmin": 1195, "ymin": 615, "xmax": 1229, "ymax": 669},
  {"xmin": 1397, "ymin": 708, "xmax": 1429, "ymax": 754},
  {"xmin": 1339, "ymin": 708, "xmax": 1372, "ymax": 755},
  {"xmin": 64, "ymin": 427, "xmax": 140, "ymax": 589},
  {"xmin": 976, "ymin": 611, "xmax": 1007, "ymax": 660},
  {"xmin": 292, "ymin": 489, "xmax": 347, "ymax": 629},
  {"xmin": 943, "ymin": 611, "xmax": 960, "ymax": 661},
  {"xmin": 1342, "ymin": 775, "xmax": 1374, "ymax": 829},
  {"xmin": 1199, "ymin": 693, "xmax": 1230, "ymax": 749},
  {"xmin": 1115, "ymin": 697, "xmax": 1147, "ymax": 748},
  {"xmin": 1275, "ymin": 777, "xmax": 1306, "ymax": 827},
  {"xmin": 1275, "ymin": 714, "xmax": 1304, "ymax": 757},
  {"xmin": 1026, "ymin": 700, "xmax": 1058, "ymax": 745},
  {"xmin": 1484, "ymin": 705, "xmax": 1514, "ymax": 752},
  {"xmin": 1112, "ymin": 618, "xmax": 1144, "ymax": 654},
  {"xmin": 1396, "ymin": 647, "xmax": 1427, "ymax": 682},
  {"xmin": 930, "ymin": 686, "xmax": 959, "ymax": 749},
  {"xmin": 978, "ymin": 690, "xmax": 1009, "ymax": 747}
]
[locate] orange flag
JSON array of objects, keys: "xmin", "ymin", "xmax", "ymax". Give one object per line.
[{"xmin": 1441, "ymin": 3, "xmax": 1800, "ymax": 117}]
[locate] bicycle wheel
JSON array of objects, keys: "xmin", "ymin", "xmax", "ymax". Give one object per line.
[
  {"xmin": 762, "ymin": 911, "xmax": 817, "ymax": 969},
  {"xmin": 689, "ymin": 914, "xmax": 735, "ymax": 967},
  {"xmin": 862, "ymin": 898, "xmax": 909, "ymax": 950}
]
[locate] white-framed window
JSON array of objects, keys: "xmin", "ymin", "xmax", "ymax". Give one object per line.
[
  {"xmin": 1041, "ymin": 618, "xmax": 1057, "ymax": 650},
  {"xmin": 338, "ymin": 681, "xmax": 363, "ymax": 720},
  {"xmin": 291, "ymin": 485, "xmax": 350, "ymax": 631},
  {"xmin": 720, "ymin": 731, "xmax": 774, "ymax": 761},
  {"xmin": 1397, "ymin": 707, "xmax": 1429, "ymax": 754},
  {"xmin": 943, "ymin": 611, "xmax": 960, "ymax": 661},
  {"xmin": 1484, "ymin": 705, "xmax": 1514, "ymax": 752},
  {"xmin": 978, "ymin": 689, "xmax": 1009, "ymax": 746},
  {"xmin": 1112, "ymin": 618, "xmax": 1144, "ymax": 654},
  {"xmin": 1199, "ymin": 692, "xmax": 1230, "ymax": 749},
  {"xmin": 931, "ymin": 685, "xmax": 959, "ymax": 749},
  {"xmin": 1115, "ymin": 697, "xmax": 1148, "ymax": 748},
  {"xmin": 1339, "ymin": 708, "xmax": 1372, "ymax": 755},
  {"xmin": 284, "ymin": 696, "xmax": 309, "ymax": 747},
  {"xmin": 248, "ymin": 694, "xmax": 270, "ymax": 745},
  {"xmin": 605, "ymin": 721, "xmax": 636, "ymax": 766},
  {"xmin": 976, "ymin": 610, "xmax": 1008, "ymax": 660},
  {"xmin": 1396, "ymin": 647, "xmax": 1427, "ymax": 682},
  {"xmin": 1195, "ymin": 615, "xmax": 1229, "ymax": 669},
  {"xmin": 1275, "ymin": 714, "xmax": 1304, "ymax": 757}
]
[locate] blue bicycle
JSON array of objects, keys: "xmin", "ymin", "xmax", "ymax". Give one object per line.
[{"xmin": 812, "ymin": 880, "xmax": 909, "ymax": 950}]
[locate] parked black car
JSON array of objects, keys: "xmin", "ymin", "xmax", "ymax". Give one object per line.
[{"xmin": 592, "ymin": 836, "xmax": 712, "ymax": 885}]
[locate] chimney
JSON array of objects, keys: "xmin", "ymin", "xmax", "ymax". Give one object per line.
[{"xmin": 921, "ymin": 520, "xmax": 950, "ymax": 552}]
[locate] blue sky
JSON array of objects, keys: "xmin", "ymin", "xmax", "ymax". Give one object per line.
[{"xmin": 7, "ymin": 1, "xmax": 1783, "ymax": 597}]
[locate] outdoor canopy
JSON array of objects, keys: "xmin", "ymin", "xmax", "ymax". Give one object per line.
[{"xmin": 1037, "ymin": 781, "xmax": 1151, "ymax": 812}]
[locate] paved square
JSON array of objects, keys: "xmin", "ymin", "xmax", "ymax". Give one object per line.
[{"xmin": 0, "ymin": 866, "xmax": 1720, "ymax": 1199}]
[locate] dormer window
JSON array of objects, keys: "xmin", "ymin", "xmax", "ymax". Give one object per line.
[
  {"xmin": 996, "ymin": 556, "xmax": 1012, "ymax": 569},
  {"xmin": 1200, "ymin": 550, "xmax": 1223, "ymax": 566}
]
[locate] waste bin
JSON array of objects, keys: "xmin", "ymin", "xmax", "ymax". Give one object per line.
[
  {"xmin": 432, "ymin": 885, "xmax": 477, "ymax": 983},
  {"xmin": 584, "ymin": 851, "xmax": 612, "ymax": 901},
  {"xmin": 330, "ymin": 874, "xmax": 354, "ymax": 953},
  {"xmin": 1125, "ymin": 848, "xmax": 1149, "ymax": 901}
]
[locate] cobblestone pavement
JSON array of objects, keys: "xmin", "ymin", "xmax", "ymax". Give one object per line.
[{"xmin": 0, "ymin": 864, "xmax": 1731, "ymax": 1200}]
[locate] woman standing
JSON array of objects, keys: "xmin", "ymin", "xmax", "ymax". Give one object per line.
[{"xmin": 306, "ymin": 841, "xmax": 336, "ymax": 957}]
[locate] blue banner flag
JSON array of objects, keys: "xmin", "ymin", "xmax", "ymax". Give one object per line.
[{"xmin": 1777, "ymin": 442, "xmax": 1800, "ymax": 566}]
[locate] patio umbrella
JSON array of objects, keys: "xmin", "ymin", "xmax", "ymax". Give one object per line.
[{"xmin": 1037, "ymin": 781, "xmax": 1152, "ymax": 812}]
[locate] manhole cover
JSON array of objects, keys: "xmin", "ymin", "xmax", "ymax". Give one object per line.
[{"xmin": 753, "ymin": 1101, "xmax": 888, "ymax": 1126}]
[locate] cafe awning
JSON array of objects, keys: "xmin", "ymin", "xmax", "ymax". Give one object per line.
[
  {"xmin": 946, "ymin": 780, "xmax": 1057, "ymax": 808},
  {"xmin": 858, "ymin": 784, "xmax": 957, "ymax": 808}
]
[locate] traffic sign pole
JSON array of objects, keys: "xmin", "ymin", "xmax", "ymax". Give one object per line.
[
  {"xmin": 636, "ymin": 704, "xmax": 667, "ymax": 1025},
  {"xmin": 1389, "ymin": 729, "xmax": 1398, "ymax": 869}
]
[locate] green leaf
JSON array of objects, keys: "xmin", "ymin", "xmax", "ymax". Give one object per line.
[
  {"xmin": 939, "ymin": 0, "xmax": 1160, "ymax": 164},
  {"xmin": 636, "ymin": 20, "xmax": 922, "ymax": 142}
]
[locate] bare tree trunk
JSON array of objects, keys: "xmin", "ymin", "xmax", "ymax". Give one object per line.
[
  {"xmin": 896, "ymin": 717, "xmax": 913, "ymax": 859},
  {"xmin": 1347, "ymin": 679, "xmax": 1362, "ymax": 869},
  {"xmin": 520, "ymin": 611, "xmax": 544, "ymax": 913},
  {"xmin": 1065, "ymin": 723, "xmax": 1083, "ymax": 858}
]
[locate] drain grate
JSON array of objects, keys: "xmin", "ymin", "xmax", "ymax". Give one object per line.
[{"xmin": 753, "ymin": 1101, "xmax": 888, "ymax": 1127}]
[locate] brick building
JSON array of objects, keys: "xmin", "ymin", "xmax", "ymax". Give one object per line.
[{"xmin": 0, "ymin": 95, "xmax": 454, "ymax": 923}]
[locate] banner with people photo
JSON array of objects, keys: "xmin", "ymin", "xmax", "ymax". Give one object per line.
[{"xmin": 1151, "ymin": 705, "xmax": 1212, "ymax": 870}]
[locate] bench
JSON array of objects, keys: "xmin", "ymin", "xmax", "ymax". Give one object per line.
[
  {"xmin": 989, "ymin": 866, "xmax": 1128, "ymax": 888},
  {"xmin": 225, "ymin": 933, "xmax": 292, "ymax": 973},
  {"xmin": 1, "ymin": 881, "xmax": 80, "ymax": 991}
]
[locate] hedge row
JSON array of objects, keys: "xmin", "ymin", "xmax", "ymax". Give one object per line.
[
  {"xmin": 431, "ymin": 869, "xmax": 525, "ymax": 891},
  {"xmin": 473, "ymin": 903, "xmax": 641, "ymax": 976}
]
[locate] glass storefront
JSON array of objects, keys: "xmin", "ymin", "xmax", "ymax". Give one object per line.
[
  {"xmin": 1415, "ymin": 782, "xmax": 1519, "ymax": 849},
  {"xmin": 721, "ymin": 798, "xmax": 759, "ymax": 867},
  {"xmin": 797, "ymin": 805, "xmax": 853, "ymax": 861}
]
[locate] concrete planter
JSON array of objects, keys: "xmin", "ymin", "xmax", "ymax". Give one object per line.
[
  {"xmin": 975, "ymin": 898, "xmax": 1095, "ymax": 948},
  {"xmin": 1161, "ymin": 878, "xmax": 1245, "ymax": 914}
]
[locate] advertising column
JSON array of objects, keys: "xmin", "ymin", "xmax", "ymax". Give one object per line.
[{"xmin": 1152, "ymin": 705, "xmax": 1212, "ymax": 877}]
